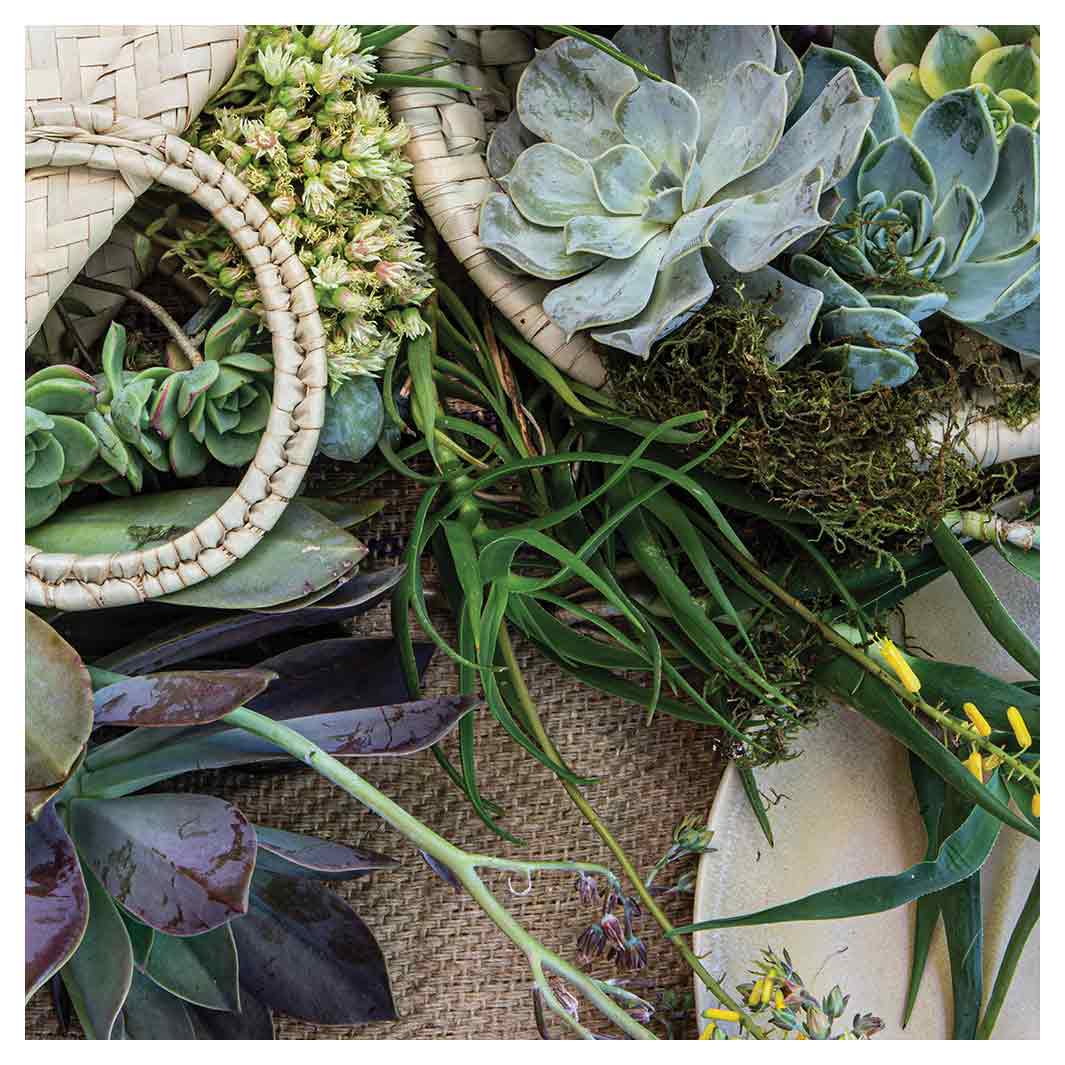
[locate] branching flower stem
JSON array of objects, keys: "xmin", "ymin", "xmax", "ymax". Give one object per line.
[{"xmin": 223, "ymin": 706, "xmax": 656, "ymax": 1040}]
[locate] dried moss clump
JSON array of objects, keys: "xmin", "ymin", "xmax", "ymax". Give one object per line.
[{"xmin": 606, "ymin": 297, "xmax": 1023, "ymax": 558}]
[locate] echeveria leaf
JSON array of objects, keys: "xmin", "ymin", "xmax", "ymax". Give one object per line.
[
  {"xmin": 886, "ymin": 63, "xmax": 935, "ymax": 135},
  {"xmin": 614, "ymin": 78, "xmax": 700, "ymax": 180},
  {"xmin": 919, "ymin": 27, "xmax": 1001, "ymax": 99},
  {"xmin": 857, "ymin": 135, "xmax": 937, "ymax": 205},
  {"xmin": 819, "ymin": 305, "xmax": 922, "ymax": 348},
  {"xmin": 26, "ymin": 484, "xmax": 62, "ymax": 528},
  {"xmin": 999, "ymin": 88, "xmax": 1039, "ymax": 128},
  {"xmin": 590, "ymin": 143, "xmax": 656, "ymax": 214},
  {"xmin": 26, "ymin": 433, "xmax": 63, "ymax": 488},
  {"xmin": 976, "ymin": 123, "xmax": 1039, "ymax": 259},
  {"xmin": 233, "ymin": 869, "xmax": 395, "ymax": 1024},
  {"xmin": 479, "ymin": 193, "xmax": 602, "ymax": 280},
  {"xmin": 253, "ymin": 825, "xmax": 398, "ymax": 880},
  {"xmin": 516, "ymin": 36, "xmax": 636, "ymax": 159},
  {"xmin": 563, "ymin": 214, "xmax": 663, "ymax": 258},
  {"xmin": 963, "ymin": 297, "xmax": 1039, "ymax": 356},
  {"xmin": 641, "ymin": 187, "xmax": 683, "ymax": 224},
  {"xmin": 319, "ymin": 375, "xmax": 384, "ymax": 464},
  {"xmin": 931, "ymin": 184, "xmax": 986, "ymax": 276},
  {"xmin": 939, "ymin": 241, "xmax": 1039, "ymax": 322},
  {"xmin": 773, "ymin": 27, "xmax": 803, "ymax": 113},
  {"xmin": 821, "ymin": 343, "xmax": 919, "ymax": 391},
  {"xmin": 912, "ymin": 87, "xmax": 998, "ymax": 206},
  {"xmin": 486, "ymin": 109, "xmax": 540, "ymax": 179},
  {"xmin": 50, "ymin": 416, "xmax": 99, "ymax": 482},
  {"xmin": 143, "ymin": 924, "xmax": 240, "ymax": 1012},
  {"xmin": 26, "ymin": 803, "xmax": 88, "ymax": 1000},
  {"xmin": 970, "ymin": 43, "xmax": 1039, "ymax": 99},
  {"xmin": 501, "ymin": 143, "xmax": 603, "ymax": 227},
  {"xmin": 660, "ymin": 202, "xmax": 733, "ymax": 268},
  {"xmin": 874, "ymin": 26, "xmax": 937, "ymax": 72},
  {"xmin": 866, "ymin": 290, "xmax": 950, "ymax": 323},
  {"xmin": 789, "ymin": 254, "xmax": 870, "ymax": 312},
  {"xmin": 611, "ymin": 25, "xmax": 672, "ymax": 81},
  {"xmin": 69, "ymin": 794, "xmax": 255, "ymax": 936}
]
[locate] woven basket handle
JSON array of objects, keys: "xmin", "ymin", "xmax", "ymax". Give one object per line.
[{"xmin": 25, "ymin": 105, "xmax": 327, "ymax": 611}]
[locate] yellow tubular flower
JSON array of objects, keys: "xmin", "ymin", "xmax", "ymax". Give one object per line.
[
  {"xmin": 962, "ymin": 702, "xmax": 992, "ymax": 737},
  {"xmin": 1007, "ymin": 706, "xmax": 1032, "ymax": 751},
  {"xmin": 775, "ymin": 989, "xmax": 785, "ymax": 1010},
  {"xmin": 761, "ymin": 975, "xmax": 774, "ymax": 1006},
  {"xmin": 699, "ymin": 1021, "xmax": 716, "ymax": 1040},
  {"xmin": 876, "ymin": 637, "xmax": 921, "ymax": 693},
  {"xmin": 964, "ymin": 750, "xmax": 983, "ymax": 782},
  {"xmin": 747, "ymin": 979, "xmax": 763, "ymax": 1006},
  {"xmin": 703, "ymin": 1008, "xmax": 741, "ymax": 1023},
  {"xmin": 1032, "ymin": 793, "xmax": 1040, "ymax": 818}
]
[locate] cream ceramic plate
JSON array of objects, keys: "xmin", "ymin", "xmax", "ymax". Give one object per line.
[{"xmin": 693, "ymin": 552, "xmax": 1039, "ymax": 1039}]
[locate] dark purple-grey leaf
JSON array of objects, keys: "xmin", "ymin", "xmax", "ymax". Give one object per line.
[
  {"xmin": 143, "ymin": 924, "xmax": 240, "ymax": 1012},
  {"xmin": 420, "ymin": 851, "xmax": 462, "ymax": 892},
  {"xmin": 121, "ymin": 970, "xmax": 197, "ymax": 1038},
  {"xmin": 69, "ymin": 795, "xmax": 255, "ymax": 936},
  {"xmin": 93, "ymin": 669, "xmax": 275, "ymax": 727},
  {"xmin": 232, "ymin": 869, "xmax": 395, "ymax": 1025},
  {"xmin": 253, "ymin": 824, "xmax": 397, "ymax": 880},
  {"xmin": 26, "ymin": 803, "xmax": 88, "ymax": 999},
  {"xmin": 187, "ymin": 989, "xmax": 273, "ymax": 1039}
]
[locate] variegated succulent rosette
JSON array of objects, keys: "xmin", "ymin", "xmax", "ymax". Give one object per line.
[{"xmin": 480, "ymin": 28, "xmax": 878, "ymax": 363}]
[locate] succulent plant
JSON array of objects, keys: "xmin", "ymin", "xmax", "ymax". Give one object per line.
[
  {"xmin": 26, "ymin": 599, "xmax": 472, "ymax": 1039},
  {"xmin": 787, "ymin": 47, "xmax": 1039, "ymax": 390},
  {"xmin": 479, "ymin": 28, "xmax": 879, "ymax": 361}
]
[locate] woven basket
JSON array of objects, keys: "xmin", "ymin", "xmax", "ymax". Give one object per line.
[
  {"xmin": 25, "ymin": 106, "xmax": 326, "ymax": 611},
  {"xmin": 381, "ymin": 27, "xmax": 608, "ymax": 388},
  {"xmin": 25, "ymin": 26, "xmax": 243, "ymax": 358}
]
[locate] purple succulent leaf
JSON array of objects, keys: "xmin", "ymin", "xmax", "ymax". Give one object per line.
[
  {"xmin": 186, "ymin": 987, "xmax": 273, "ymax": 1039},
  {"xmin": 93, "ymin": 669, "xmax": 276, "ymax": 727},
  {"xmin": 142, "ymin": 924, "xmax": 240, "ymax": 1012},
  {"xmin": 233, "ymin": 868, "xmax": 395, "ymax": 1025},
  {"xmin": 253, "ymin": 824, "xmax": 397, "ymax": 880},
  {"xmin": 419, "ymin": 851, "xmax": 462, "ymax": 892},
  {"xmin": 69, "ymin": 794, "xmax": 255, "ymax": 936},
  {"xmin": 120, "ymin": 970, "xmax": 197, "ymax": 1038},
  {"xmin": 26, "ymin": 802, "xmax": 88, "ymax": 1000}
]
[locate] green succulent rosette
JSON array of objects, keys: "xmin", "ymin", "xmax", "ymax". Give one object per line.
[{"xmin": 479, "ymin": 27, "xmax": 879, "ymax": 362}]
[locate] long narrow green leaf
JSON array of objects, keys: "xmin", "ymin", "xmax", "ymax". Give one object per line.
[{"xmin": 738, "ymin": 765, "xmax": 774, "ymax": 848}]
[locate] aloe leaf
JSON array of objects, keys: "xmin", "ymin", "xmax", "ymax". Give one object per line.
[
  {"xmin": 68, "ymin": 794, "xmax": 256, "ymax": 935},
  {"xmin": 25, "ymin": 803, "xmax": 88, "ymax": 1000},
  {"xmin": 976, "ymin": 124, "xmax": 1039, "ymax": 259},
  {"xmin": 253, "ymin": 825, "xmax": 397, "ymax": 881},
  {"xmin": 590, "ymin": 143, "xmax": 656, "ymax": 214},
  {"xmin": 930, "ymin": 519, "xmax": 1039, "ymax": 677},
  {"xmin": 674, "ymin": 774, "xmax": 1007, "ymax": 934},
  {"xmin": 615, "ymin": 78, "xmax": 699, "ymax": 179},
  {"xmin": 233, "ymin": 868, "xmax": 395, "ymax": 1024},
  {"xmin": 142, "ymin": 924, "xmax": 240, "ymax": 1012}
]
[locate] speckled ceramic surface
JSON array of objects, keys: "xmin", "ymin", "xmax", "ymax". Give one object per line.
[{"xmin": 693, "ymin": 550, "xmax": 1039, "ymax": 1039}]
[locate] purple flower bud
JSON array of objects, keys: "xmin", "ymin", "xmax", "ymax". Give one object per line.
[{"xmin": 575, "ymin": 872, "xmax": 599, "ymax": 906}]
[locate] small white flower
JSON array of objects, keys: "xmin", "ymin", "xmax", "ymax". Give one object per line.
[
  {"xmin": 302, "ymin": 178, "xmax": 336, "ymax": 218},
  {"xmin": 257, "ymin": 45, "xmax": 294, "ymax": 87},
  {"xmin": 312, "ymin": 255, "xmax": 351, "ymax": 290}
]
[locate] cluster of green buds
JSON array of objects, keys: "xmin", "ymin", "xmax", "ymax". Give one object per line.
[
  {"xmin": 25, "ymin": 315, "xmax": 273, "ymax": 528},
  {"xmin": 174, "ymin": 25, "xmax": 432, "ymax": 388}
]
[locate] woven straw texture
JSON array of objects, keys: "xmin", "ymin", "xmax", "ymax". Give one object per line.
[
  {"xmin": 381, "ymin": 27, "xmax": 608, "ymax": 388},
  {"xmin": 25, "ymin": 466, "xmax": 715, "ymax": 1040},
  {"xmin": 25, "ymin": 106, "xmax": 327, "ymax": 611},
  {"xmin": 25, "ymin": 26, "xmax": 242, "ymax": 356}
]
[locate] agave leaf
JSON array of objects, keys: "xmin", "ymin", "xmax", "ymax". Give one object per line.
[
  {"xmin": 912, "ymin": 87, "xmax": 998, "ymax": 206},
  {"xmin": 819, "ymin": 305, "xmax": 922, "ymax": 348},
  {"xmin": 26, "ymin": 611, "xmax": 93, "ymax": 791},
  {"xmin": 516, "ymin": 36, "xmax": 635, "ymax": 159},
  {"xmin": 590, "ymin": 143, "xmax": 657, "ymax": 214},
  {"xmin": 668, "ymin": 26, "xmax": 776, "ymax": 151},
  {"xmin": 931, "ymin": 184, "xmax": 986, "ymax": 276},
  {"xmin": 253, "ymin": 825, "xmax": 397, "ymax": 880},
  {"xmin": 501, "ymin": 143, "xmax": 604, "ymax": 227},
  {"xmin": 963, "ymin": 297, "xmax": 1039, "ymax": 356},
  {"xmin": 59, "ymin": 863, "xmax": 133, "ymax": 1039},
  {"xmin": 233, "ymin": 868, "xmax": 395, "ymax": 1024},
  {"xmin": 611, "ymin": 26, "xmax": 672, "ymax": 81},
  {"xmin": 919, "ymin": 27, "xmax": 1001, "ymax": 99},
  {"xmin": 789, "ymin": 254, "xmax": 870, "ymax": 312},
  {"xmin": 940, "ymin": 241, "xmax": 1039, "ymax": 323},
  {"xmin": 543, "ymin": 231, "xmax": 668, "ymax": 339},
  {"xmin": 564, "ymin": 214, "xmax": 663, "ymax": 258},
  {"xmin": 120, "ymin": 970, "xmax": 196, "ymax": 1038},
  {"xmin": 857, "ymin": 135, "xmax": 937, "ymax": 205},
  {"xmin": 874, "ymin": 26, "xmax": 937, "ymax": 72},
  {"xmin": 479, "ymin": 193, "xmax": 602, "ymax": 280},
  {"xmin": 976, "ymin": 123, "xmax": 1039, "ymax": 259},
  {"xmin": 93, "ymin": 669, "xmax": 275, "ymax": 727},
  {"xmin": 486, "ymin": 109, "xmax": 540, "ymax": 179},
  {"xmin": 69, "ymin": 794, "xmax": 255, "ymax": 936},
  {"xmin": 143, "ymin": 924, "xmax": 240, "ymax": 1012},
  {"xmin": 614, "ymin": 78, "xmax": 700, "ymax": 181},
  {"xmin": 26, "ymin": 803, "xmax": 88, "ymax": 1000},
  {"xmin": 886, "ymin": 63, "xmax": 934, "ymax": 135},
  {"xmin": 591, "ymin": 247, "xmax": 714, "ymax": 357}
]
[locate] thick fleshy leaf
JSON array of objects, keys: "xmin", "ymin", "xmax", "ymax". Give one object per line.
[
  {"xmin": 773, "ymin": 27, "xmax": 803, "ymax": 113},
  {"xmin": 919, "ymin": 27, "xmax": 1001, "ymax": 99},
  {"xmin": 912, "ymin": 87, "xmax": 998, "ymax": 206},
  {"xmin": 669, "ymin": 26, "xmax": 776, "ymax": 151},
  {"xmin": 26, "ymin": 611, "xmax": 93, "ymax": 791},
  {"xmin": 615, "ymin": 78, "xmax": 699, "ymax": 179},
  {"xmin": 120, "ymin": 970, "xmax": 196, "ymax": 1039},
  {"xmin": 93, "ymin": 669, "xmax": 274, "ymax": 727},
  {"xmin": 962, "ymin": 297, "xmax": 1039, "ymax": 356},
  {"xmin": 866, "ymin": 290, "xmax": 950, "ymax": 323},
  {"xmin": 788, "ymin": 254, "xmax": 870, "ymax": 312},
  {"xmin": 999, "ymin": 88, "xmax": 1039, "ymax": 128},
  {"xmin": 563, "ymin": 214, "xmax": 663, "ymax": 258},
  {"xmin": 976, "ymin": 123, "xmax": 1039, "ymax": 259},
  {"xmin": 886, "ymin": 63, "xmax": 934, "ymax": 135},
  {"xmin": 26, "ymin": 803, "xmax": 88, "ymax": 1000},
  {"xmin": 857, "ymin": 135, "xmax": 937, "ymax": 205},
  {"xmin": 479, "ymin": 193, "xmax": 601, "ymax": 280},
  {"xmin": 819, "ymin": 305, "xmax": 922, "ymax": 348},
  {"xmin": 60, "ymin": 863, "xmax": 133, "ymax": 1039},
  {"xmin": 501, "ymin": 143, "xmax": 603, "ymax": 227},
  {"xmin": 821, "ymin": 343, "xmax": 919, "ymax": 391},
  {"xmin": 253, "ymin": 825, "xmax": 397, "ymax": 880},
  {"xmin": 590, "ymin": 144, "xmax": 656, "ymax": 214},
  {"xmin": 874, "ymin": 26, "xmax": 937, "ymax": 72},
  {"xmin": 659, "ymin": 202, "xmax": 734, "ymax": 268},
  {"xmin": 611, "ymin": 25, "xmax": 672, "ymax": 80},
  {"xmin": 642, "ymin": 187, "xmax": 683, "ymax": 224},
  {"xmin": 144, "ymin": 925, "xmax": 240, "ymax": 1012},
  {"xmin": 187, "ymin": 989, "xmax": 273, "ymax": 1039},
  {"xmin": 319, "ymin": 376, "xmax": 384, "ymax": 465},
  {"xmin": 486, "ymin": 109, "xmax": 540, "ymax": 179},
  {"xmin": 233, "ymin": 869, "xmax": 395, "ymax": 1024},
  {"xmin": 543, "ymin": 231, "xmax": 669, "ymax": 339},
  {"xmin": 26, "ymin": 433, "xmax": 64, "ymax": 487},
  {"xmin": 69, "ymin": 795, "xmax": 255, "ymax": 935},
  {"xmin": 970, "ymin": 43, "xmax": 1039, "ymax": 99},
  {"xmin": 591, "ymin": 249, "xmax": 714, "ymax": 357},
  {"xmin": 931, "ymin": 184, "xmax": 986, "ymax": 275},
  {"xmin": 516, "ymin": 36, "xmax": 636, "ymax": 159},
  {"xmin": 940, "ymin": 241, "xmax": 1039, "ymax": 322},
  {"xmin": 50, "ymin": 416, "xmax": 99, "ymax": 482}
]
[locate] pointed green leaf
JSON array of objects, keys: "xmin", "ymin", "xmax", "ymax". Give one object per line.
[{"xmin": 143, "ymin": 924, "xmax": 240, "ymax": 1012}]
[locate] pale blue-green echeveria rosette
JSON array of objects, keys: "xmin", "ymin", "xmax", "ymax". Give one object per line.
[
  {"xmin": 787, "ymin": 46, "xmax": 1039, "ymax": 391},
  {"xmin": 478, "ymin": 28, "xmax": 878, "ymax": 362}
]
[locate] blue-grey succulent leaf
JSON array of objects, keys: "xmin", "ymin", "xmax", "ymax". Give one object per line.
[
  {"xmin": 612, "ymin": 26, "xmax": 673, "ymax": 80},
  {"xmin": 931, "ymin": 184, "xmax": 986, "ymax": 276},
  {"xmin": 789, "ymin": 254, "xmax": 871, "ymax": 312},
  {"xmin": 835, "ymin": 128, "xmax": 879, "ymax": 215},
  {"xmin": 797, "ymin": 44, "xmax": 901, "ymax": 144},
  {"xmin": 564, "ymin": 215, "xmax": 664, "ymax": 258},
  {"xmin": 866, "ymin": 290, "xmax": 950, "ymax": 322},
  {"xmin": 642, "ymin": 187, "xmax": 684, "ymax": 224},
  {"xmin": 669, "ymin": 26, "xmax": 777, "ymax": 152},
  {"xmin": 857, "ymin": 136, "xmax": 937, "ymax": 205},
  {"xmin": 975, "ymin": 123, "xmax": 1039, "ymax": 260},
  {"xmin": 893, "ymin": 189, "xmax": 935, "ymax": 253},
  {"xmin": 660, "ymin": 202, "xmax": 734, "ymax": 268},
  {"xmin": 704, "ymin": 249, "xmax": 823, "ymax": 366},
  {"xmin": 773, "ymin": 27, "xmax": 804, "ymax": 114},
  {"xmin": 615, "ymin": 79, "xmax": 700, "ymax": 181},
  {"xmin": 319, "ymin": 376, "xmax": 384, "ymax": 464},
  {"xmin": 912, "ymin": 88, "xmax": 999, "ymax": 207},
  {"xmin": 960, "ymin": 298, "xmax": 1039, "ymax": 356},
  {"xmin": 543, "ymin": 231, "xmax": 669, "ymax": 340},
  {"xmin": 590, "ymin": 249, "xmax": 714, "ymax": 357},
  {"xmin": 516, "ymin": 36, "xmax": 636, "ymax": 159},
  {"xmin": 719, "ymin": 68, "xmax": 876, "ymax": 200},
  {"xmin": 591, "ymin": 144, "xmax": 657, "ymax": 214},
  {"xmin": 486, "ymin": 110, "xmax": 540, "ymax": 180},
  {"xmin": 479, "ymin": 194, "xmax": 602, "ymax": 280},
  {"xmin": 938, "ymin": 241, "xmax": 1039, "ymax": 322},
  {"xmin": 822, "ymin": 342, "xmax": 919, "ymax": 391},
  {"xmin": 819, "ymin": 237, "xmax": 877, "ymax": 279},
  {"xmin": 500, "ymin": 143, "xmax": 604, "ymax": 227},
  {"xmin": 697, "ymin": 62, "xmax": 790, "ymax": 203},
  {"xmin": 819, "ymin": 305, "xmax": 922, "ymax": 348}
]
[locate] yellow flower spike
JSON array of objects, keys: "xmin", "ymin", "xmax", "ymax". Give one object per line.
[
  {"xmin": 875, "ymin": 637, "xmax": 921, "ymax": 693},
  {"xmin": 962, "ymin": 702, "xmax": 992, "ymax": 737},
  {"xmin": 964, "ymin": 750, "xmax": 984, "ymax": 782},
  {"xmin": 747, "ymin": 979, "xmax": 763, "ymax": 1006},
  {"xmin": 703, "ymin": 1008, "xmax": 741, "ymax": 1023},
  {"xmin": 761, "ymin": 974, "xmax": 774, "ymax": 1006},
  {"xmin": 775, "ymin": 989, "xmax": 785, "ymax": 1010},
  {"xmin": 983, "ymin": 753, "xmax": 1003, "ymax": 772},
  {"xmin": 1032, "ymin": 793, "xmax": 1040, "ymax": 818},
  {"xmin": 699, "ymin": 1021, "xmax": 716, "ymax": 1040},
  {"xmin": 1007, "ymin": 706, "xmax": 1032, "ymax": 751}
]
